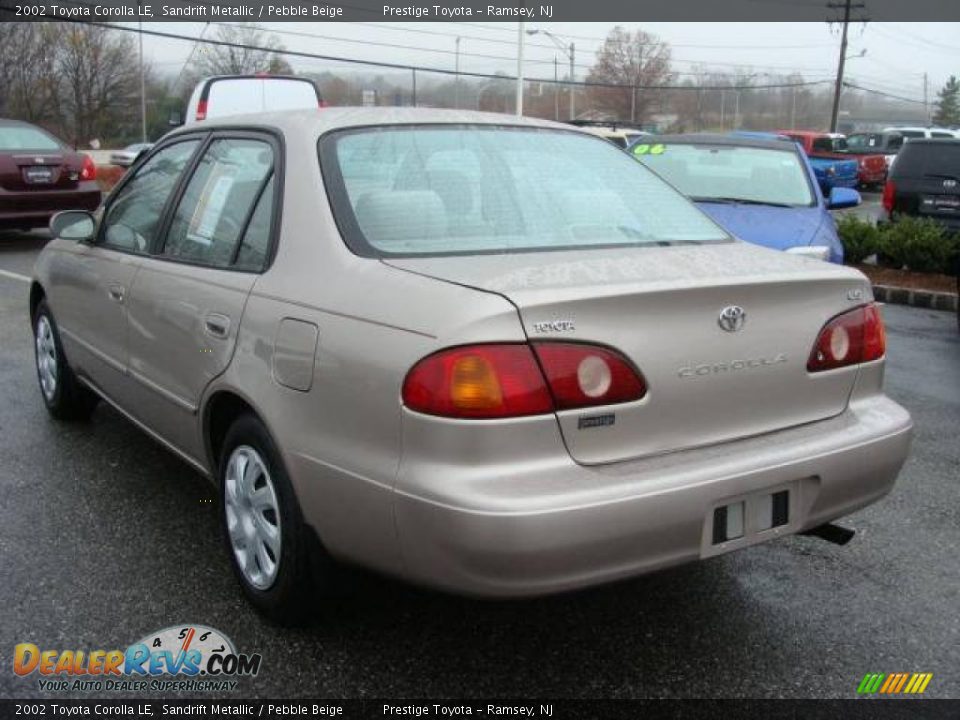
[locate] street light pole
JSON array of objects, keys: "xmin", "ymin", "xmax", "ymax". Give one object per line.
[
  {"xmin": 454, "ymin": 36, "xmax": 461, "ymax": 109},
  {"xmin": 528, "ymin": 29, "xmax": 576, "ymax": 120},
  {"xmin": 138, "ymin": 18, "xmax": 146, "ymax": 143},
  {"xmin": 516, "ymin": 22, "xmax": 525, "ymax": 116}
]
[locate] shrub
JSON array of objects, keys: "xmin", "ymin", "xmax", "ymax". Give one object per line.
[
  {"xmin": 879, "ymin": 217, "xmax": 956, "ymax": 274},
  {"xmin": 836, "ymin": 215, "xmax": 881, "ymax": 265}
]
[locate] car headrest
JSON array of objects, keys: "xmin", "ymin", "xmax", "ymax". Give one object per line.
[
  {"xmin": 354, "ymin": 190, "xmax": 447, "ymax": 247},
  {"xmin": 557, "ymin": 190, "xmax": 633, "ymax": 227}
]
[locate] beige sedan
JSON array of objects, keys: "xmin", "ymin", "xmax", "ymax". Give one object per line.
[{"xmin": 31, "ymin": 109, "xmax": 912, "ymax": 621}]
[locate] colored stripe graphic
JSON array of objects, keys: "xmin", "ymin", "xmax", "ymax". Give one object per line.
[{"xmin": 858, "ymin": 672, "xmax": 932, "ymax": 694}]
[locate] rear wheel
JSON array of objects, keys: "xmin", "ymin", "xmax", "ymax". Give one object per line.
[
  {"xmin": 219, "ymin": 413, "xmax": 325, "ymax": 623},
  {"xmin": 33, "ymin": 300, "xmax": 98, "ymax": 421}
]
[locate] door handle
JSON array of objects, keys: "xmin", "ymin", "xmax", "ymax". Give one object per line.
[
  {"xmin": 204, "ymin": 313, "xmax": 231, "ymax": 339},
  {"xmin": 107, "ymin": 284, "xmax": 125, "ymax": 303}
]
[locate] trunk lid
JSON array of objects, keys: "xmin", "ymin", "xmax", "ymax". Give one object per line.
[
  {"xmin": 386, "ymin": 242, "xmax": 872, "ymax": 464},
  {"xmin": 0, "ymin": 152, "xmax": 81, "ymax": 192}
]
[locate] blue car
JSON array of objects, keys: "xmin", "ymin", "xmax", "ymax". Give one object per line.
[{"xmin": 628, "ymin": 133, "xmax": 860, "ymax": 263}]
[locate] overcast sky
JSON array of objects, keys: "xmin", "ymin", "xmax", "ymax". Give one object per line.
[{"xmin": 135, "ymin": 21, "xmax": 958, "ymax": 102}]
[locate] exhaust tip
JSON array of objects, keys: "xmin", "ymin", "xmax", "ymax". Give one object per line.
[{"xmin": 802, "ymin": 523, "xmax": 856, "ymax": 546}]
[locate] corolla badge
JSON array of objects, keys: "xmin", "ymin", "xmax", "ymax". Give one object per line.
[{"xmin": 718, "ymin": 305, "xmax": 746, "ymax": 332}]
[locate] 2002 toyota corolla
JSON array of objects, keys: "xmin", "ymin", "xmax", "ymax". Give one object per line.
[{"xmin": 30, "ymin": 109, "xmax": 913, "ymax": 620}]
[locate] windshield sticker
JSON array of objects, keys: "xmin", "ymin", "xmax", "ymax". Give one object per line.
[{"xmin": 633, "ymin": 143, "xmax": 665, "ymax": 156}]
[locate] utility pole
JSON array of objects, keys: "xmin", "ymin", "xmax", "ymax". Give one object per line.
[
  {"xmin": 923, "ymin": 72, "xmax": 929, "ymax": 124},
  {"xmin": 553, "ymin": 56, "xmax": 559, "ymax": 121},
  {"xmin": 568, "ymin": 42, "xmax": 576, "ymax": 120},
  {"xmin": 828, "ymin": 0, "xmax": 865, "ymax": 132}
]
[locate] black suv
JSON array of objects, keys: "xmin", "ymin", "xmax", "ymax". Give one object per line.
[
  {"xmin": 884, "ymin": 138, "xmax": 960, "ymax": 230},
  {"xmin": 883, "ymin": 138, "xmax": 960, "ymax": 329}
]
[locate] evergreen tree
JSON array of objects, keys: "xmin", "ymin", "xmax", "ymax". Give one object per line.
[{"xmin": 933, "ymin": 75, "xmax": 960, "ymax": 126}]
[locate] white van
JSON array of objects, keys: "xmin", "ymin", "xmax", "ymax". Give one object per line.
[
  {"xmin": 183, "ymin": 75, "xmax": 324, "ymax": 123},
  {"xmin": 882, "ymin": 126, "xmax": 960, "ymax": 140}
]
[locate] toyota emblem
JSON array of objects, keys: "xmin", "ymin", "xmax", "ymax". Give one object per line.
[
  {"xmin": 944, "ymin": 179, "xmax": 957, "ymax": 188},
  {"xmin": 718, "ymin": 305, "xmax": 746, "ymax": 332}
]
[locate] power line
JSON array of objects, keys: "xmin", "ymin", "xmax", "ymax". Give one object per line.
[
  {"xmin": 843, "ymin": 81, "xmax": 927, "ymax": 105},
  {"xmin": 36, "ymin": 16, "xmax": 832, "ymax": 92}
]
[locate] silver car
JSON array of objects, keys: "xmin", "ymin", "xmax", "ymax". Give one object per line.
[{"xmin": 31, "ymin": 109, "xmax": 913, "ymax": 620}]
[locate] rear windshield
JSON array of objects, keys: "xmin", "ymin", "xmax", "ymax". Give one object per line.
[
  {"xmin": 0, "ymin": 125, "xmax": 61, "ymax": 151},
  {"xmin": 635, "ymin": 143, "xmax": 815, "ymax": 207},
  {"xmin": 320, "ymin": 126, "xmax": 729, "ymax": 257},
  {"xmin": 892, "ymin": 142, "xmax": 960, "ymax": 178}
]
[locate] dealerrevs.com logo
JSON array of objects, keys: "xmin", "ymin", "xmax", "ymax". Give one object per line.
[{"xmin": 13, "ymin": 624, "xmax": 262, "ymax": 693}]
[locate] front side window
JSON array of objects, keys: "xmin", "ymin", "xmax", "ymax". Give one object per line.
[
  {"xmin": 162, "ymin": 138, "xmax": 274, "ymax": 268},
  {"xmin": 322, "ymin": 126, "xmax": 728, "ymax": 257},
  {"xmin": 101, "ymin": 140, "xmax": 200, "ymax": 253},
  {"xmin": 636, "ymin": 143, "xmax": 815, "ymax": 207}
]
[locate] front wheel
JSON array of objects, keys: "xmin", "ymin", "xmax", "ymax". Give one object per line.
[
  {"xmin": 219, "ymin": 413, "xmax": 325, "ymax": 623},
  {"xmin": 33, "ymin": 300, "xmax": 98, "ymax": 421}
]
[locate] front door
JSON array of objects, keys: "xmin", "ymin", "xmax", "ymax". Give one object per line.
[{"xmin": 52, "ymin": 139, "xmax": 202, "ymax": 405}]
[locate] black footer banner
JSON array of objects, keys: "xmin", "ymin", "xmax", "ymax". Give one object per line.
[{"xmin": 1, "ymin": 699, "xmax": 959, "ymax": 720}]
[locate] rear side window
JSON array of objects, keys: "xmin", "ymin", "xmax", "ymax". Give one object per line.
[
  {"xmin": 102, "ymin": 140, "xmax": 200, "ymax": 253},
  {"xmin": 0, "ymin": 125, "xmax": 61, "ymax": 151},
  {"xmin": 163, "ymin": 138, "xmax": 274, "ymax": 268}
]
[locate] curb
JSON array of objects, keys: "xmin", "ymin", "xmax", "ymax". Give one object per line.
[{"xmin": 873, "ymin": 284, "xmax": 959, "ymax": 312}]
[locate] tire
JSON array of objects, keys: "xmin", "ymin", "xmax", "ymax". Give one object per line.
[
  {"xmin": 219, "ymin": 413, "xmax": 324, "ymax": 623},
  {"xmin": 33, "ymin": 300, "xmax": 99, "ymax": 421}
]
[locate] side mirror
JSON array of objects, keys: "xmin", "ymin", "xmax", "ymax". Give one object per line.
[
  {"xmin": 168, "ymin": 110, "xmax": 183, "ymax": 127},
  {"xmin": 828, "ymin": 186, "xmax": 861, "ymax": 210},
  {"xmin": 49, "ymin": 211, "xmax": 95, "ymax": 242}
]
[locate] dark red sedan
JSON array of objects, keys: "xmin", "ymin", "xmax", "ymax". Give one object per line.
[{"xmin": 0, "ymin": 119, "xmax": 101, "ymax": 231}]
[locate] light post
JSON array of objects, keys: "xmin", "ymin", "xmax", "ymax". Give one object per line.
[
  {"xmin": 138, "ymin": 17, "xmax": 146, "ymax": 143},
  {"xmin": 527, "ymin": 28, "xmax": 576, "ymax": 120},
  {"xmin": 516, "ymin": 22, "xmax": 525, "ymax": 116},
  {"xmin": 454, "ymin": 36, "xmax": 461, "ymax": 109}
]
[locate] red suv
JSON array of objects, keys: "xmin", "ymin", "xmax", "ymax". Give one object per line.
[{"xmin": 0, "ymin": 119, "xmax": 101, "ymax": 231}]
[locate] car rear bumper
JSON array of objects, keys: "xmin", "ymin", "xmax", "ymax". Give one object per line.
[
  {"xmin": 0, "ymin": 184, "xmax": 101, "ymax": 228},
  {"xmin": 858, "ymin": 169, "xmax": 887, "ymax": 184},
  {"xmin": 393, "ymin": 393, "xmax": 912, "ymax": 597}
]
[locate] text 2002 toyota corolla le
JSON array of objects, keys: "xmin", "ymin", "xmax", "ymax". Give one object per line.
[{"xmin": 31, "ymin": 109, "xmax": 912, "ymax": 620}]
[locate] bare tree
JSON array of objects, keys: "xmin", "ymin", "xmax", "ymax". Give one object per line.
[
  {"xmin": 56, "ymin": 24, "xmax": 140, "ymax": 146},
  {"xmin": 585, "ymin": 26, "xmax": 672, "ymax": 122},
  {"xmin": 0, "ymin": 24, "xmax": 60, "ymax": 124},
  {"xmin": 193, "ymin": 23, "xmax": 291, "ymax": 77}
]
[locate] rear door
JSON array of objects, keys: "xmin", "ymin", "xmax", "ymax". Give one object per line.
[{"xmin": 123, "ymin": 132, "xmax": 279, "ymax": 460}]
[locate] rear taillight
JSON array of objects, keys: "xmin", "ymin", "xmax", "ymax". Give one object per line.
[
  {"xmin": 79, "ymin": 154, "xmax": 96, "ymax": 181},
  {"xmin": 196, "ymin": 99, "xmax": 208, "ymax": 121},
  {"xmin": 882, "ymin": 180, "xmax": 896, "ymax": 212},
  {"xmin": 807, "ymin": 303, "xmax": 885, "ymax": 373},
  {"xmin": 318, "ymin": 99, "xmax": 328, "ymax": 108},
  {"xmin": 532, "ymin": 343, "xmax": 646, "ymax": 410},
  {"xmin": 402, "ymin": 342, "xmax": 646, "ymax": 419}
]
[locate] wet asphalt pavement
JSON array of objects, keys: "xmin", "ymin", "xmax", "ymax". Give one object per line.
[{"xmin": 0, "ymin": 230, "xmax": 957, "ymax": 700}]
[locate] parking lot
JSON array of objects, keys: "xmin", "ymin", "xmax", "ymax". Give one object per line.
[{"xmin": 0, "ymin": 229, "xmax": 957, "ymax": 700}]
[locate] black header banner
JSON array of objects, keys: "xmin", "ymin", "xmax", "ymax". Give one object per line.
[
  {"xmin": 1, "ymin": 699, "xmax": 959, "ymax": 720},
  {"xmin": 2, "ymin": 0, "xmax": 960, "ymax": 21}
]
